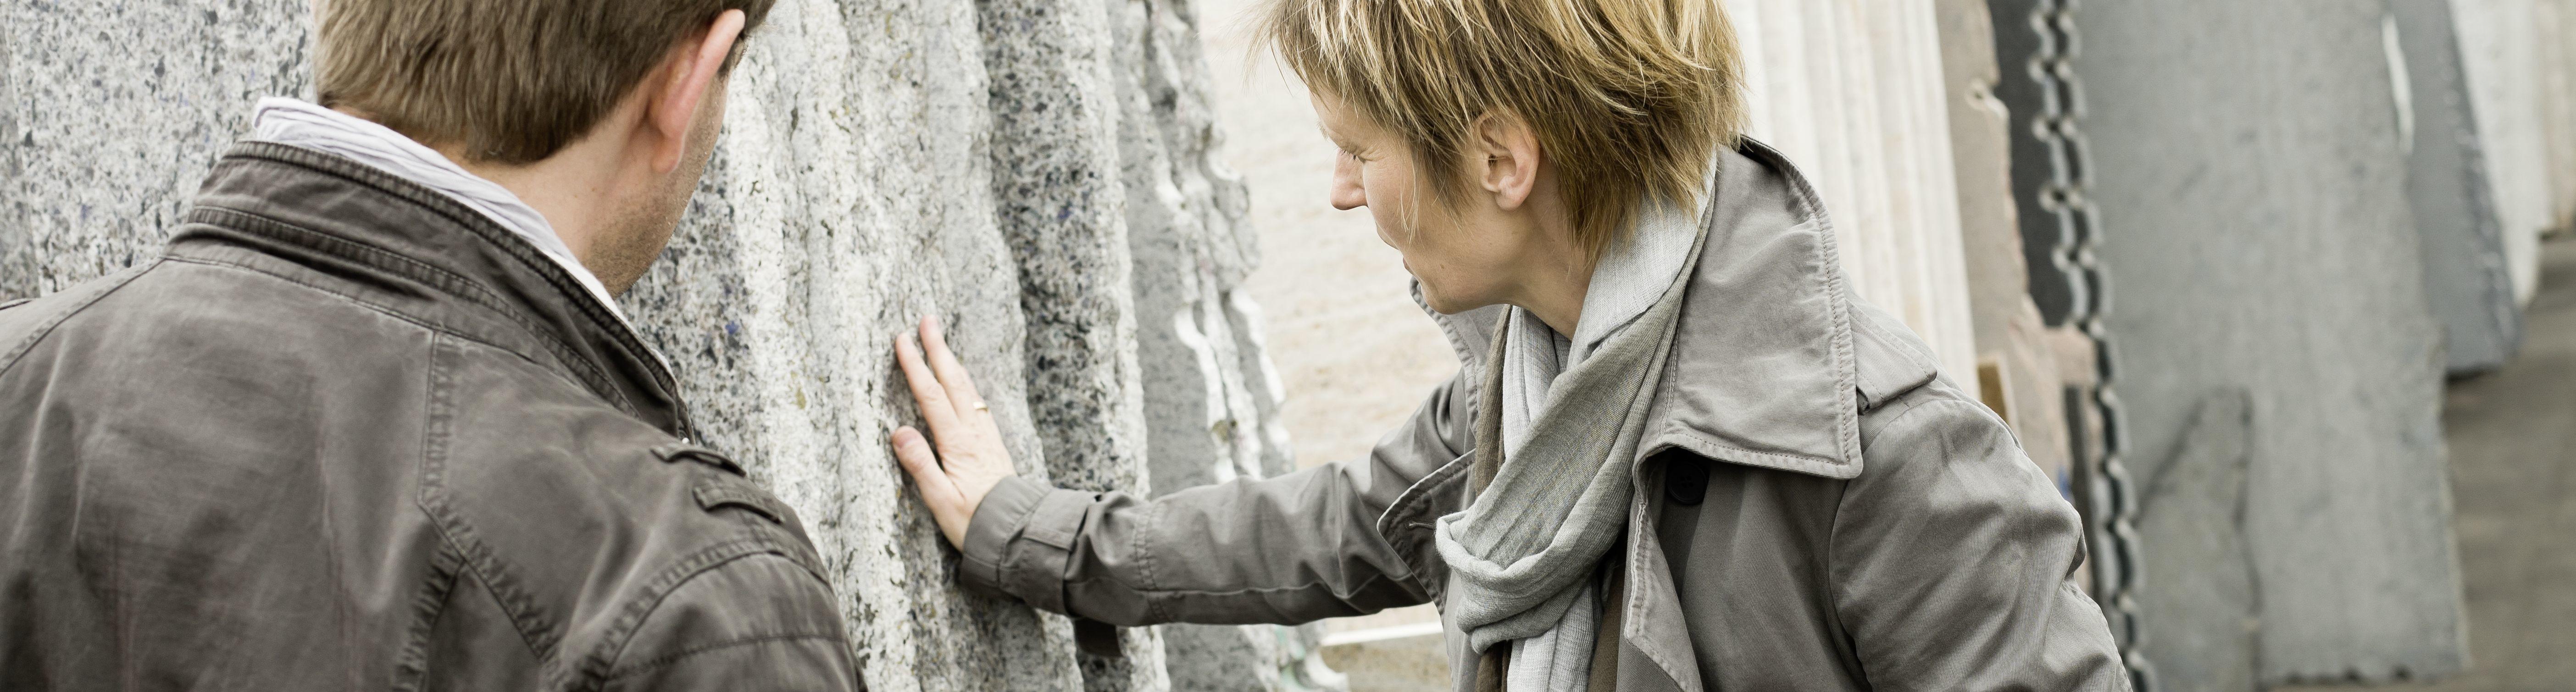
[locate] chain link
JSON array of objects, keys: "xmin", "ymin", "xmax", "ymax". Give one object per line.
[{"xmin": 2021, "ymin": 1, "xmax": 2155, "ymax": 689}]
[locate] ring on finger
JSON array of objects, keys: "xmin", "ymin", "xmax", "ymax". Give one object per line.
[{"xmin": 971, "ymin": 401, "xmax": 989, "ymax": 412}]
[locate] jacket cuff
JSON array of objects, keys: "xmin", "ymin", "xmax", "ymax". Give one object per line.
[{"xmin": 958, "ymin": 475, "xmax": 1092, "ymax": 613}]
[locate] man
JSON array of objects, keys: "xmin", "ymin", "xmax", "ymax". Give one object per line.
[{"xmin": 0, "ymin": 1, "xmax": 859, "ymax": 689}]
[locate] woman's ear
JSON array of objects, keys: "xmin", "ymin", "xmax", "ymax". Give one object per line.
[{"xmin": 1472, "ymin": 111, "xmax": 1543, "ymax": 211}]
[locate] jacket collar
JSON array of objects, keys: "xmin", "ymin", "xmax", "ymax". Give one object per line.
[
  {"xmin": 164, "ymin": 142, "xmax": 694, "ymax": 438},
  {"xmin": 1427, "ymin": 139, "xmax": 1939, "ymax": 481}
]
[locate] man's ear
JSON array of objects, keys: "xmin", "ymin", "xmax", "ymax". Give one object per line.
[
  {"xmin": 649, "ymin": 10, "xmax": 749, "ymax": 174},
  {"xmin": 1472, "ymin": 111, "xmax": 1542, "ymax": 211}
]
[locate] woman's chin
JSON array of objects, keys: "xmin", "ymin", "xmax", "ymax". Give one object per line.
[{"xmin": 1414, "ymin": 285, "xmax": 1486, "ymax": 316}]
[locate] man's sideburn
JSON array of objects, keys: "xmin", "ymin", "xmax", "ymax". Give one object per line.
[{"xmin": 598, "ymin": 86, "xmax": 727, "ymax": 296}]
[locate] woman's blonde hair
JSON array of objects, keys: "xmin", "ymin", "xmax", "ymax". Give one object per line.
[{"xmin": 1256, "ymin": 0, "xmax": 1745, "ymax": 260}]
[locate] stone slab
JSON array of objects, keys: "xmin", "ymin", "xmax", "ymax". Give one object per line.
[
  {"xmin": 2067, "ymin": 0, "xmax": 2468, "ymax": 684},
  {"xmin": 2450, "ymin": 0, "xmax": 2551, "ymax": 304},
  {"xmin": 2393, "ymin": 0, "xmax": 2526, "ymax": 374}
]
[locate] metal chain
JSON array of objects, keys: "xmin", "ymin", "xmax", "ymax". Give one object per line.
[{"xmin": 2022, "ymin": 1, "xmax": 2156, "ymax": 689}]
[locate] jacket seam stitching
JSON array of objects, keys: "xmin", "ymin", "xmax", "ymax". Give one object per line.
[
  {"xmin": 158, "ymin": 255, "xmax": 613, "ymax": 411},
  {"xmin": 1742, "ymin": 139, "xmax": 1867, "ymax": 471},
  {"xmin": 1138, "ymin": 499, "xmax": 1164, "ymax": 622},
  {"xmin": 416, "ymin": 332, "xmax": 561, "ymax": 661},
  {"xmin": 1824, "ymin": 397, "xmax": 1953, "ymax": 679},
  {"xmin": 175, "ymin": 208, "xmax": 639, "ymax": 413},
  {"xmin": 1068, "ymin": 571, "xmax": 1401, "ymax": 603},
  {"xmin": 1661, "ymin": 430, "xmax": 1847, "ymax": 475},
  {"xmin": 1376, "ymin": 451, "xmax": 1472, "ymax": 537},
  {"xmin": 577, "ymin": 539, "xmax": 829, "ymax": 688},
  {"xmin": 220, "ymin": 143, "xmax": 676, "ymax": 402},
  {"xmin": 390, "ymin": 541, "xmax": 468, "ymax": 692},
  {"xmin": 0, "ymin": 262, "xmax": 159, "ymax": 379}
]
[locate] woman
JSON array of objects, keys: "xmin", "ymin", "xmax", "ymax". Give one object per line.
[{"xmin": 889, "ymin": 0, "xmax": 2128, "ymax": 689}]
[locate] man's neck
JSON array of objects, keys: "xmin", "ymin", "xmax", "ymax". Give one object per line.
[{"xmin": 437, "ymin": 146, "xmax": 620, "ymax": 266}]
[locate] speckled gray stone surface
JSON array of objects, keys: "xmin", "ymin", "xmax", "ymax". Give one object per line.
[
  {"xmin": 1101, "ymin": 0, "xmax": 1337, "ymax": 687},
  {"xmin": 0, "ymin": 0, "xmax": 312, "ymax": 300},
  {"xmin": 2071, "ymin": 0, "xmax": 2466, "ymax": 684},
  {"xmin": 0, "ymin": 0, "xmax": 1326, "ymax": 690},
  {"xmin": 974, "ymin": 0, "xmax": 1171, "ymax": 685}
]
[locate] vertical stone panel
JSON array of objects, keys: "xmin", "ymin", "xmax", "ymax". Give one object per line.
[
  {"xmin": 1104, "ymin": 0, "xmax": 1340, "ymax": 686},
  {"xmin": 2451, "ymin": 0, "xmax": 2551, "ymax": 303},
  {"xmin": 2067, "ymin": 0, "xmax": 2466, "ymax": 684},
  {"xmin": 2391, "ymin": 0, "xmax": 2525, "ymax": 374},
  {"xmin": 621, "ymin": 0, "xmax": 1098, "ymax": 688},
  {"xmin": 2532, "ymin": 0, "xmax": 2576, "ymax": 234},
  {"xmin": 0, "ymin": 0, "xmax": 313, "ymax": 300}
]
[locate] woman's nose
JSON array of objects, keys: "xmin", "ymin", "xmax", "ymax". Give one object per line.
[{"xmin": 1330, "ymin": 153, "xmax": 1366, "ymax": 210}]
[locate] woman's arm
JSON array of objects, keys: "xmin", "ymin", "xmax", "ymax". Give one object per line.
[
  {"xmin": 892, "ymin": 316, "xmax": 1474, "ymax": 626},
  {"xmin": 1829, "ymin": 396, "xmax": 2131, "ymax": 691}
]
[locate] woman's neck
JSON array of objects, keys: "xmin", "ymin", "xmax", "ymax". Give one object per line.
[{"xmin": 1513, "ymin": 244, "xmax": 1595, "ymax": 337}]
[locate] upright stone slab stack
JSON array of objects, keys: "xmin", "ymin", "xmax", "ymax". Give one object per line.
[
  {"xmin": 0, "ymin": 1, "xmax": 1334, "ymax": 691},
  {"xmin": 2059, "ymin": 0, "xmax": 2467, "ymax": 686},
  {"xmin": 1101, "ymin": 0, "xmax": 1338, "ymax": 688},
  {"xmin": 2392, "ymin": 0, "xmax": 2526, "ymax": 374},
  {"xmin": 2451, "ymin": 0, "xmax": 2552, "ymax": 303},
  {"xmin": 1931, "ymin": 0, "xmax": 2078, "ymax": 487},
  {"xmin": 2534, "ymin": 0, "xmax": 2576, "ymax": 234}
]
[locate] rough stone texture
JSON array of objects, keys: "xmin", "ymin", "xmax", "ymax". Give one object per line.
[
  {"xmin": 1099, "ymin": 0, "xmax": 1339, "ymax": 687},
  {"xmin": 2393, "ymin": 0, "xmax": 2526, "ymax": 374},
  {"xmin": 2068, "ymin": 0, "xmax": 2468, "ymax": 684},
  {"xmin": 0, "ymin": 0, "xmax": 313, "ymax": 300},
  {"xmin": 2451, "ymin": 0, "xmax": 2552, "ymax": 304},
  {"xmin": 0, "ymin": 0, "xmax": 1329, "ymax": 690},
  {"xmin": 1718, "ymin": 0, "xmax": 1985, "ymax": 391},
  {"xmin": 1932, "ymin": 0, "xmax": 2076, "ymax": 487}
]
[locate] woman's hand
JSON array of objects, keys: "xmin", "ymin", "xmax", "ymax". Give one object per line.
[{"xmin": 890, "ymin": 316, "xmax": 1016, "ymax": 550}]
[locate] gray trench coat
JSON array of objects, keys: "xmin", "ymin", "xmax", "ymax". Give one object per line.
[{"xmin": 959, "ymin": 142, "xmax": 2130, "ymax": 691}]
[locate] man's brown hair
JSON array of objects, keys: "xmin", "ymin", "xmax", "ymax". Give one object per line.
[
  {"xmin": 317, "ymin": 0, "xmax": 776, "ymax": 165},
  {"xmin": 1257, "ymin": 0, "xmax": 1743, "ymax": 261}
]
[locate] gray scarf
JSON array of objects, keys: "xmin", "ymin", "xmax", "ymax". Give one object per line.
[{"xmin": 1433, "ymin": 194, "xmax": 1711, "ymax": 689}]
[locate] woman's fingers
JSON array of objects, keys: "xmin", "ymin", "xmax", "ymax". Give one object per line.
[
  {"xmin": 894, "ymin": 331, "xmax": 965, "ymax": 437},
  {"xmin": 892, "ymin": 425, "xmax": 971, "ymax": 548},
  {"xmin": 891, "ymin": 318, "xmax": 1017, "ymax": 551},
  {"xmin": 918, "ymin": 316, "xmax": 986, "ymax": 415}
]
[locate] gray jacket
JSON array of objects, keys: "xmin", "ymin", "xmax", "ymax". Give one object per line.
[
  {"xmin": 960, "ymin": 143, "xmax": 2131, "ymax": 691},
  {"xmin": 0, "ymin": 144, "xmax": 860, "ymax": 691}
]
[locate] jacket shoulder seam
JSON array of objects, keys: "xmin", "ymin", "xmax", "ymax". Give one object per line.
[
  {"xmin": 391, "ymin": 543, "xmax": 472, "ymax": 692},
  {"xmin": 0, "ymin": 262, "xmax": 160, "ymax": 379},
  {"xmin": 218, "ymin": 144, "xmax": 673, "ymax": 401},
  {"xmin": 161, "ymin": 255, "xmax": 605, "ymax": 404},
  {"xmin": 1823, "ymin": 394, "xmax": 1962, "ymax": 665},
  {"xmin": 576, "ymin": 539, "xmax": 836, "ymax": 688},
  {"xmin": 177, "ymin": 207, "xmax": 639, "ymax": 413}
]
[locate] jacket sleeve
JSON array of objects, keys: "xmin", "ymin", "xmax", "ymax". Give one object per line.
[
  {"xmin": 1830, "ymin": 397, "xmax": 2131, "ymax": 692},
  {"xmin": 956, "ymin": 371, "xmax": 1479, "ymax": 626},
  {"xmin": 601, "ymin": 554, "xmax": 862, "ymax": 692}
]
